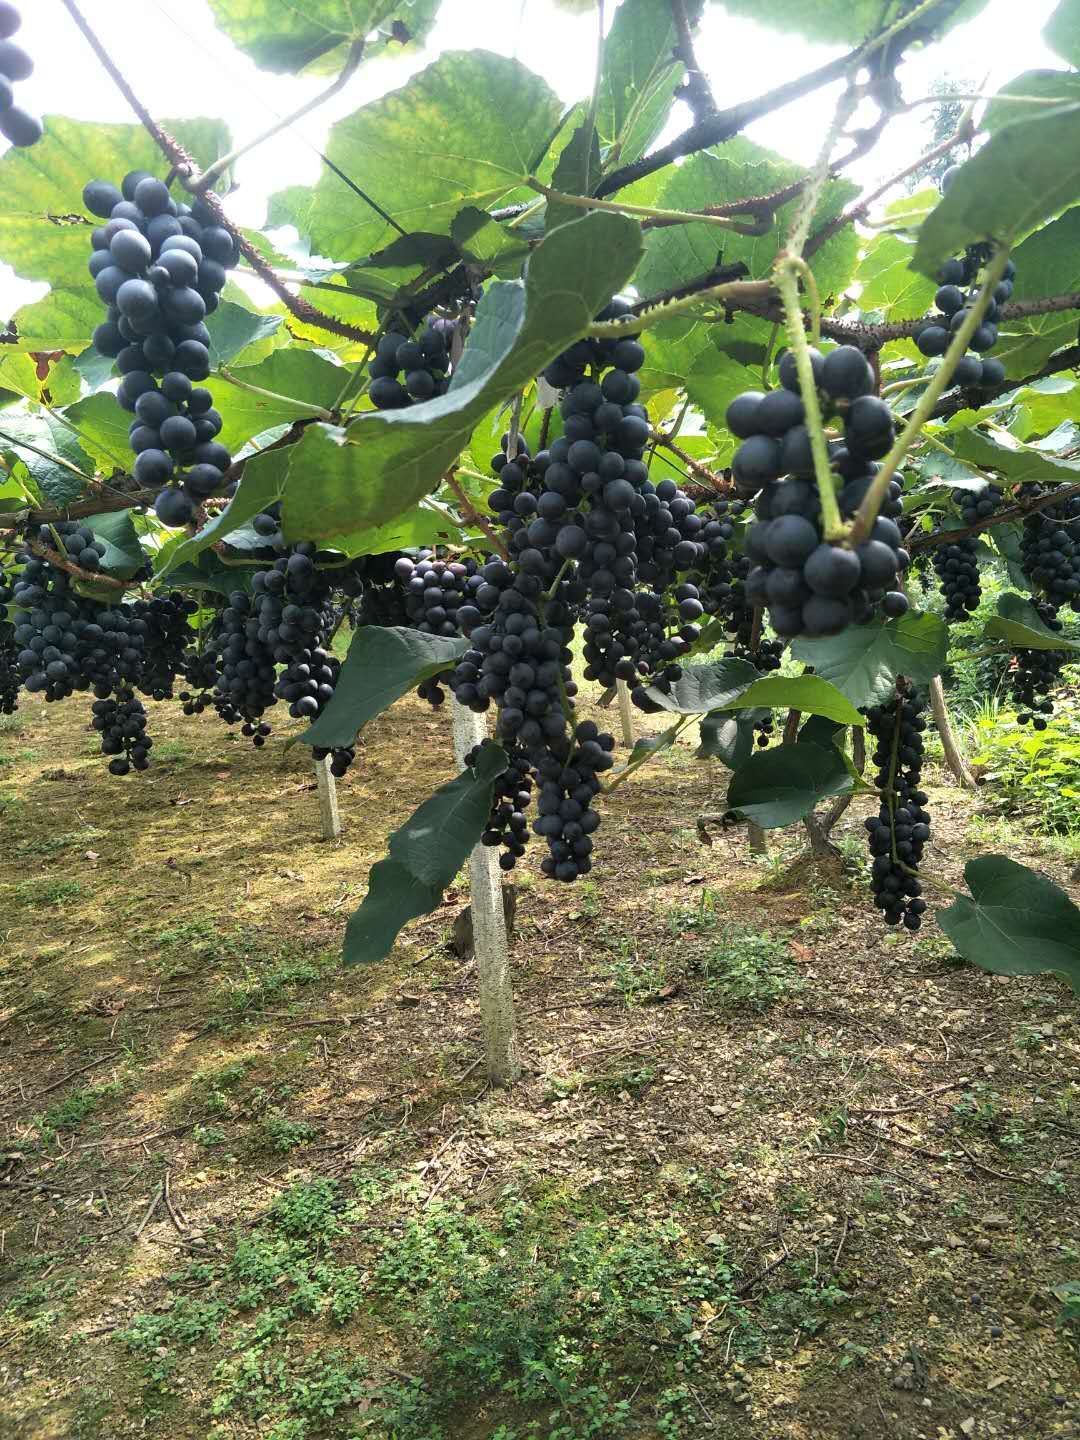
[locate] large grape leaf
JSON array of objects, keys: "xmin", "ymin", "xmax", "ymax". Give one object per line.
[
  {"xmin": 913, "ymin": 97, "xmax": 1080, "ymax": 276},
  {"xmin": 0, "ymin": 412, "xmax": 94, "ymax": 506},
  {"xmin": 206, "ymin": 302, "xmax": 284, "ymax": 370},
  {"xmin": 637, "ymin": 137, "xmax": 858, "ymax": 303},
  {"xmin": 697, "ymin": 708, "xmax": 769, "ymax": 769},
  {"xmin": 274, "ymin": 51, "xmax": 563, "ymax": 262},
  {"xmin": 791, "ymin": 611, "xmax": 949, "ymax": 708},
  {"xmin": 0, "ymin": 117, "xmax": 230, "ymax": 353},
  {"xmin": 982, "ymin": 592, "xmax": 1080, "ymax": 652},
  {"xmin": 952, "ymin": 425, "xmax": 1080, "ymax": 483},
  {"xmin": 275, "ymin": 210, "xmax": 641, "ymax": 540},
  {"xmin": 205, "ymin": 351, "xmax": 351, "ymax": 456},
  {"xmin": 938, "ymin": 856, "xmax": 1080, "ymax": 991},
  {"xmin": 641, "ymin": 656, "xmax": 760, "ymax": 714},
  {"xmin": 994, "ymin": 205, "xmax": 1080, "ymax": 378},
  {"xmin": 344, "ymin": 741, "xmax": 508, "ymax": 965},
  {"xmin": 726, "ymin": 742, "xmax": 852, "ymax": 828},
  {"xmin": 716, "ymin": 674, "xmax": 865, "ymax": 726},
  {"xmin": 302, "ymin": 628, "xmax": 467, "ymax": 748},
  {"xmin": 207, "ymin": 0, "xmax": 440, "ymax": 74},
  {"xmin": 61, "ymin": 393, "xmax": 136, "ymax": 475},
  {"xmin": 596, "ymin": 0, "xmax": 699, "ymax": 170},
  {"xmin": 706, "ymin": 0, "xmax": 987, "ymax": 45},
  {"xmin": 853, "ymin": 233, "xmax": 936, "ymax": 321},
  {"xmin": 1046, "ymin": 0, "xmax": 1080, "ymax": 67}
]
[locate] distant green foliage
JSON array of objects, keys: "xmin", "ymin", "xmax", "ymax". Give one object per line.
[{"xmin": 969, "ymin": 710, "xmax": 1080, "ymax": 833}]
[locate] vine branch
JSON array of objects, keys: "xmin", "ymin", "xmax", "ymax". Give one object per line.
[{"xmin": 669, "ymin": 0, "xmax": 715, "ymax": 123}]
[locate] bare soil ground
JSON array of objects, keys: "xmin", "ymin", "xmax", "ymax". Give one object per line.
[{"xmin": 0, "ymin": 687, "xmax": 1078, "ymax": 1440}]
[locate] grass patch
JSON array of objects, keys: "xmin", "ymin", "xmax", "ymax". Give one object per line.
[{"xmin": 692, "ymin": 925, "xmax": 803, "ymax": 1011}]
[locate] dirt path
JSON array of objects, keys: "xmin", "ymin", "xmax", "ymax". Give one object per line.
[{"xmin": 0, "ymin": 691, "xmax": 1077, "ymax": 1439}]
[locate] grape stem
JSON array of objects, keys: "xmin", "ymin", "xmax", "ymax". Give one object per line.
[
  {"xmin": 848, "ymin": 245, "xmax": 1013, "ymax": 547},
  {"xmin": 23, "ymin": 538, "xmax": 129, "ymax": 591},
  {"xmin": 586, "ymin": 279, "xmax": 774, "ymax": 339},
  {"xmin": 774, "ymin": 257, "xmax": 845, "ymax": 541},
  {"xmin": 192, "ymin": 40, "xmax": 366, "ymax": 195},
  {"xmin": 443, "ymin": 472, "xmax": 510, "ymax": 563},
  {"xmin": 523, "ymin": 178, "xmax": 773, "ymax": 236}
]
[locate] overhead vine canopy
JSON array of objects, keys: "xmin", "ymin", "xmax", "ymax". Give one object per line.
[{"xmin": 2, "ymin": 0, "xmax": 1080, "ymax": 991}]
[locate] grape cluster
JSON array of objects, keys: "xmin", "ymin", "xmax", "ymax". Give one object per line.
[
  {"xmin": 369, "ymin": 317, "xmax": 456, "ymax": 409},
  {"xmin": 91, "ymin": 689, "xmax": 152, "ymax": 775},
  {"xmin": 470, "ymin": 739, "xmax": 534, "ymax": 872},
  {"xmin": 728, "ymin": 345, "xmax": 909, "ymax": 638},
  {"xmin": 135, "ymin": 592, "xmax": 197, "ymax": 700},
  {"xmin": 914, "ymin": 234, "xmax": 1013, "ymax": 391},
  {"xmin": 178, "ymin": 644, "xmax": 221, "ymax": 716},
  {"xmin": 83, "ymin": 170, "xmax": 239, "ymax": 526},
  {"xmin": 0, "ymin": 573, "xmax": 17, "ymax": 714},
  {"xmin": 1009, "ymin": 600, "xmax": 1067, "ymax": 728},
  {"xmin": 864, "ymin": 687, "xmax": 931, "ymax": 930},
  {"xmin": 11, "ymin": 526, "xmax": 144, "ymax": 701},
  {"xmin": 1019, "ymin": 487, "xmax": 1080, "ymax": 612},
  {"xmin": 932, "ymin": 537, "xmax": 981, "ymax": 621},
  {"xmin": 394, "ymin": 553, "xmax": 485, "ymax": 636},
  {"xmin": 928, "ymin": 453, "xmax": 1003, "ymax": 628},
  {"xmin": 532, "ymin": 720, "xmax": 612, "ymax": 882},
  {"xmin": 0, "ymin": 4, "xmax": 42, "ymax": 148}
]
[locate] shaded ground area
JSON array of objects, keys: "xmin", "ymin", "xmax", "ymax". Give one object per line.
[{"xmin": 0, "ymin": 689, "xmax": 1078, "ymax": 1440}]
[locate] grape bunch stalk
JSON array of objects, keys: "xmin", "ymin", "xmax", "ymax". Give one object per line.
[
  {"xmin": 83, "ymin": 170, "xmax": 239, "ymax": 527},
  {"xmin": 728, "ymin": 344, "xmax": 910, "ymax": 639}
]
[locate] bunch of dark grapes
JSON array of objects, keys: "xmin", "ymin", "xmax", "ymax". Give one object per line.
[
  {"xmin": 532, "ymin": 720, "xmax": 612, "ymax": 881},
  {"xmin": 178, "ymin": 643, "xmax": 221, "ymax": 716},
  {"xmin": 91, "ymin": 689, "xmax": 152, "ymax": 775},
  {"xmin": 10, "ymin": 525, "xmax": 144, "ymax": 701},
  {"xmin": 931, "ymin": 538, "xmax": 981, "ymax": 621},
  {"xmin": 914, "ymin": 223, "xmax": 1013, "ymax": 392},
  {"xmin": 83, "ymin": 171, "xmax": 238, "ymax": 526},
  {"xmin": 212, "ymin": 589, "xmax": 278, "ymax": 741},
  {"xmin": 864, "ymin": 686, "xmax": 931, "ymax": 931},
  {"xmin": 342, "ymin": 553, "xmax": 412, "ymax": 627},
  {"xmin": 470, "ymin": 738, "xmax": 534, "ymax": 872},
  {"xmin": 0, "ymin": 4, "xmax": 42, "ymax": 148},
  {"xmin": 394, "ymin": 553, "xmax": 486, "ymax": 636},
  {"xmin": 0, "ymin": 573, "xmax": 18, "ymax": 714},
  {"xmin": 1008, "ymin": 600, "xmax": 1068, "ymax": 728},
  {"xmin": 1019, "ymin": 486, "xmax": 1080, "ymax": 613},
  {"xmin": 135, "ymin": 592, "xmax": 197, "ymax": 699},
  {"xmin": 729, "ymin": 345, "xmax": 909, "ymax": 638},
  {"xmin": 368, "ymin": 317, "xmax": 455, "ymax": 409}
]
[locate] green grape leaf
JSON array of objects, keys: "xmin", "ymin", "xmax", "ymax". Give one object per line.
[
  {"xmin": 705, "ymin": 0, "xmax": 987, "ymax": 45},
  {"xmin": 276, "ymin": 210, "xmax": 641, "ymax": 541},
  {"xmin": 637, "ymin": 138, "xmax": 858, "ymax": 302},
  {"xmin": 546, "ymin": 121, "xmax": 602, "ymax": 232},
  {"xmin": 726, "ymin": 742, "xmax": 852, "ymax": 828},
  {"xmin": 61, "ymin": 392, "xmax": 137, "ymax": 475},
  {"xmin": 714, "ymin": 674, "xmax": 865, "ymax": 726},
  {"xmin": 697, "ymin": 708, "xmax": 769, "ymax": 769},
  {"xmin": 278, "ymin": 51, "xmax": 563, "ymax": 262},
  {"xmin": 641, "ymin": 656, "xmax": 760, "ymax": 714},
  {"xmin": 853, "ymin": 233, "xmax": 937, "ymax": 320},
  {"xmin": 206, "ymin": 0, "xmax": 441, "ymax": 74},
  {"xmin": 89, "ymin": 510, "xmax": 145, "ymax": 578},
  {"xmin": 207, "ymin": 302, "xmax": 284, "ymax": 369},
  {"xmin": 205, "ymin": 350, "xmax": 349, "ymax": 457},
  {"xmin": 344, "ymin": 741, "xmax": 509, "ymax": 966},
  {"xmin": 937, "ymin": 856, "xmax": 1080, "ymax": 991},
  {"xmin": 982, "ymin": 591, "xmax": 1080, "ymax": 652},
  {"xmin": 302, "ymin": 627, "xmax": 467, "ymax": 748},
  {"xmin": 0, "ymin": 116, "xmax": 230, "ymax": 353},
  {"xmin": 952, "ymin": 425, "xmax": 1080, "ymax": 483},
  {"xmin": 995, "ymin": 205, "xmax": 1080, "ymax": 378},
  {"xmin": 1046, "ymin": 0, "xmax": 1080, "ymax": 67},
  {"xmin": 0, "ymin": 413, "xmax": 93, "ymax": 506},
  {"xmin": 597, "ymin": 0, "xmax": 699, "ymax": 169},
  {"xmin": 791, "ymin": 611, "xmax": 949, "ymax": 708},
  {"xmin": 913, "ymin": 97, "xmax": 1080, "ymax": 275}
]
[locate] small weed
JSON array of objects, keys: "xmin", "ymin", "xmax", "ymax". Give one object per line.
[
  {"xmin": 695, "ymin": 926, "xmax": 802, "ymax": 1010},
  {"xmin": 1054, "ymin": 1281, "xmax": 1080, "ymax": 1348},
  {"xmin": 259, "ymin": 1111, "xmax": 316, "ymax": 1153},
  {"xmin": 15, "ymin": 825, "xmax": 105, "ymax": 856},
  {"xmin": 193, "ymin": 1123, "xmax": 228, "ymax": 1148},
  {"xmin": 152, "ymin": 739, "xmax": 191, "ymax": 763},
  {"xmin": 588, "ymin": 1062, "xmax": 657, "ymax": 1100},
  {"xmin": 17, "ymin": 877, "xmax": 81, "ymax": 906},
  {"xmin": 601, "ymin": 938, "xmax": 667, "ymax": 1005},
  {"xmin": 38, "ymin": 1079, "xmax": 122, "ymax": 1139}
]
